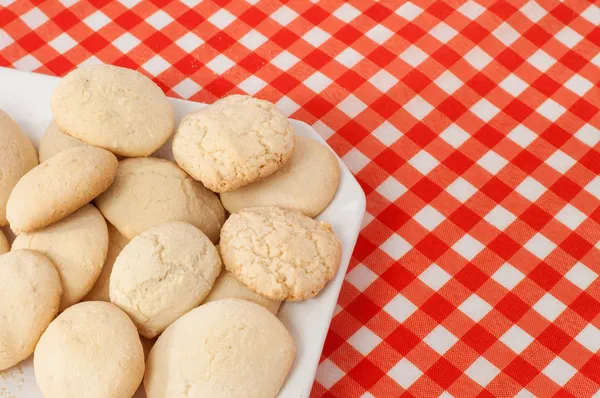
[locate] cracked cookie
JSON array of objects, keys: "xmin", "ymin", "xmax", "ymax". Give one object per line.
[
  {"xmin": 173, "ymin": 94, "xmax": 295, "ymax": 192},
  {"xmin": 39, "ymin": 120, "xmax": 88, "ymax": 162},
  {"xmin": 221, "ymin": 136, "xmax": 340, "ymax": 217},
  {"xmin": 144, "ymin": 299, "xmax": 295, "ymax": 398},
  {"xmin": 6, "ymin": 146, "xmax": 117, "ymax": 233},
  {"xmin": 110, "ymin": 221, "xmax": 221, "ymax": 338},
  {"xmin": 0, "ymin": 249, "xmax": 62, "ymax": 371},
  {"xmin": 51, "ymin": 64, "xmax": 174, "ymax": 157},
  {"xmin": 203, "ymin": 269, "xmax": 281, "ymax": 314},
  {"xmin": 220, "ymin": 206, "xmax": 342, "ymax": 301},
  {"xmin": 12, "ymin": 204, "xmax": 109, "ymax": 311},
  {"xmin": 0, "ymin": 229, "xmax": 8, "ymax": 254},
  {"xmin": 34, "ymin": 301, "xmax": 144, "ymax": 398},
  {"xmin": 95, "ymin": 157, "xmax": 225, "ymax": 243},
  {"xmin": 83, "ymin": 223, "xmax": 129, "ymax": 302},
  {"xmin": 0, "ymin": 109, "xmax": 38, "ymax": 226}
]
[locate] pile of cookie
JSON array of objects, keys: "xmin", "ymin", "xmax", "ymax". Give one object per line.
[{"xmin": 0, "ymin": 65, "xmax": 342, "ymax": 398}]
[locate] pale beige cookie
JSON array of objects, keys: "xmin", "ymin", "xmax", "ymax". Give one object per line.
[
  {"xmin": 110, "ymin": 221, "xmax": 221, "ymax": 338},
  {"xmin": 51, "ymin": 65, "xmax": 174, "ymax": 157},
  {"xmin": 0, "ymin": 229, "xmax": 8, "ymax": 254},
  {"xmin": 0, "ymin": 110, "xmax": 38, "ymax": 226},
  {"xmin": 203, "ymin": 270, "xmax": 281, "ymax": 314},
  {"xmin": 173, "ymin": 94, "xmax": 295, "ymax": 192},
  {"xmin": 34, "ymin": 301, "xmax": 144, "ymax": 398},
  {"xmin": 83, "ymin": 223, "xmax": 128, "ymax": 302},
  {"xmin": 12, "ymin": 205, "xmax": 109, "ymax": 311},
  {"xmin": 96, "ymin": 157, "xmax": 225, "ymax": 242},
  {"xmin": 6, "ymin": 146, "xmax": 117, "ymax": 233},
  {"xmin": 38, "ymin": 121, "xmax": 87, "ymax": 162},
  {"xmin": 0, "ymin": 250, "xmax": 62, "ymax": 370},
  {"xmin": 221, "ymin": 206, "xmax": 342, "ymax": 301},
  {"xmin": 145, "ymin": 299, "xmax": 295, "ymax": 398},
  {"xmin": 221, "ymin": 136, "xmax": 340, "ymax": 217}
]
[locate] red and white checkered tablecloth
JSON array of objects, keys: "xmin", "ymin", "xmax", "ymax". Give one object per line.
[{"xmin": 2, "ymin": 0, "xmax": 600, "ymax": 396}]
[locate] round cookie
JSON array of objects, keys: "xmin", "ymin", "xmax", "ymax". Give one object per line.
[
  {"xmin": 221, "ymin": 136, "xmax": 340, "ymax": 217},
  {"xmin": 0, "ymin": 229, "xmax": 9, "ymax": 254},
  {"xmin": 6, "ymin": 146, "xmax": 117, "ymax": 233},
  {"xmin": 0, "ymin": 109, "xmax": 38, "ymax": 226},
  {"xmin": 144, "ymin": 299, "xmax": 295, "ymax": 398},
  {"xmin": 173, "ymin": 94, "xmax": 295, "ymax": 192},
  {"xmin": 203, "ymin": 270, "xmax": 281, "ymax": 314},
  {"xmin": 0, "ymin": 249, "xmax": 62, "ymax": 370},
  {"xmin": 83, "ymin": 223, "xmax": 128, "ymax": 302},
  {"xmin": 96, "ymin": 157, "xmax": 225, "ymax": 242},
  {"xmin": 39, "ymin": 121, "xmax": 87, "ymax": 162},
  {"xmin": 220, "ymin": 206, "xmax": 342, "ymax": 301},
  {"xmin": 12, "ymin": 204, "xmax": 109, "ymax": 311},
  {"xmin": 51, "ymin": 65, "xmax": 174, "ymax": 157},
  {"xmin": 34, "ymin": 301, "xmax": 144, "ymax": 398},
  {"xmin": 110, "ymin": 221, "xmax": 221, "ymax": 338}
]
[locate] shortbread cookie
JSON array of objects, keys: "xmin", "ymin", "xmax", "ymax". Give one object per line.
[
  {"xmin": 34, "ymin": 301, "xmax": 144, "ymax": 398},
  {"xmin": 0, "ymin": 230, "xmax": 9, "ymax": 254},
  {"xmin": 221, "ymin": 207, "xmax": 342, "ymax": 301},
  {"xmin": 203, "ymin": 270, "xmax": 281, "ymax": 314},
  {"xmin": 6, "ymin": 146, "xmax": 117, "ymax": 233},
  {"xmin": 145, "ymin": 299, "xmax": 295, "ymax": 398},
  {"xmin": 0, "ymin": 250, "xmax": 62, "ymax": 370},
  {"xmin": 83, "ymin": 223, "xmax": 128, "ymax": 302},
  {"xmin": 51, "ymin": 65, "xmax": 174, "ymax": 157},
  {"xmin": 173, "ymin": 94, "xmax": 295, "ymax": 192},
  {"xmin": 221, "ymin": 136, "xmax": 340, "ymax": 217},
  {"xmin": 12, "ymin": 205, "xmax": 109, "ymax": 311},
  {"xmin": 110, "ymin": 221, "xmax": 221, "ymax": 338},
  {"xmin": 0, "ymin": 110, "xmax": 38, "ymax": 226},
  {"xmin": 39, "ymin": 121, "xmax": 87, "ymax": 162},
  {"xmin": 96, "ymin": 157, "xmax": 225, "ymax": 242}
]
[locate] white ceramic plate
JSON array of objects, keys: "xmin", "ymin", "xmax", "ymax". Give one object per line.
[{"xmin": 0, "ymin": 67, "xmax": 366, "ymax": 398}]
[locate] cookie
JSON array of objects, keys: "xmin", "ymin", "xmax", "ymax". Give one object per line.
[
  {"xmin": 203, "ymin": 270, "xmax": 281, "ymax": 314},
  {"xmin": 221, "ymin": 136, "xmax": 340, "ymax": 217},
  {"xmin": 38, "ymin": 121, "xmax": 87, "ymax": 162},
  {"xmin": 34, "ymin": 301, "xmax": 144, "ymax": 398},
  {"xmin": 0, "ymin": 250, "xmax": 61, "ymax": 370},
  {"xmin": 51, "ymin": 65, "xmax": 174, "ymax": 157},
  {"xmin": 110, "ymin": 221, "xmax": 221, "ymax": 338},
  {"xmin": 0, "ymin": 229, "xmax": 9, "ymax": 254},
  {"xmin": 83, "ymin": 223, "xmax": 128, "ymax": 302},
  {"xmin": 0, "ymin": 110, "xmax": 38, "ymax": 226},
  {"xmin": 96, "ymin": 157, "xmax": 225, "ymax": 242},
  {"xmin": 173, "ymin": 94, "xmax": 295, "ymax": 192},
  {"xmin": 12, "ymin": 204, "xmax": 109, "ymax": 311},
  {"xmin": 144, "ymin": 299, "xmax": 295, "ymax": 398},
  {"xmin": 220, "ymin": 207, "xmax": 342, "ymax": 301},
  {"xmin": 6, "ymin": 146, "xmax": 117, "ymax": 233}
]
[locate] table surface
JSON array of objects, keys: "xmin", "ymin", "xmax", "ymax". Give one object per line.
[{"xmin": 2, "ymin": 1, "xmax": 600, "ymax": 397}]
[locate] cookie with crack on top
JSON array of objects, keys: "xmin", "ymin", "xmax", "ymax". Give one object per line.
[
  {"xmin": 144, "ymin": 299, "xmax": 294, "ymax": 398},
  {"xmin": 221, "ymin": 136, "xmax": 340, "ymax": 217},
  {"xmin": 6, "ymin": 146, "xmax": 117, "ymax": 233},
  {"xmin": 0, "ymin": 249, "xmax": 62, "ymax": 371},
  {"xmin": 0, "ymin": 109, "xmax": 38, "ymax": 226},
  {"xmin": 0, "ymin": 229, "xmax": 9, "ymax": 254},
  {"xmin": 51, "ymin": 65, "xmax": 174, "ymax": 157},
  {"xmin": 34, "ymin": 301, "xmax": 144, "ymax": 398},
  {"xmin": 173, "ymin": 94, "xmax": 295, "ymax": 192},
  {"xmin": 39, "ymin": 120, "xmax": 88, "ymax": 162},
  {"xmin": 110, "ymin": 221, "xmax": 221, "ymax": 338},
  {"xmin": 12, "ymin": 204, "xmax": 109, "ymax": 311},
  {"xmin": 95, "ymin": 157, "xmax": 225, "ymax": 242},
  {"xmin": 220, "ymin": 206, "xmax": 342, "ymax": 301},
  {"xmin": 83, "ymin": 223, "xmax": 129, "ymax": 302}
]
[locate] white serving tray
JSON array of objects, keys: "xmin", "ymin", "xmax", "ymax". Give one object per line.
[{"xmin": 0, "ymin": 67, "xmax": 366, "ymax": 398}]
